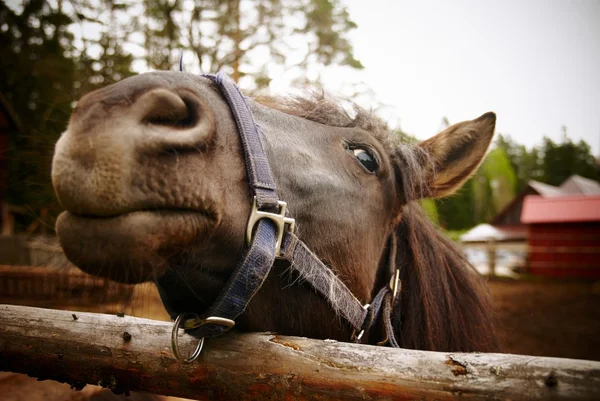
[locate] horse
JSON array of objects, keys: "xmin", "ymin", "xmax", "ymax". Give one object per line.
[{"xmin": 51, "ymin": 71, "xmax": 499, "ymax": 353}]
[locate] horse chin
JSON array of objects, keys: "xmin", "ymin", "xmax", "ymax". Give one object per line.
[{"xmin": 56, "ymin": 210, "xmax": 215, "ymax": 284}]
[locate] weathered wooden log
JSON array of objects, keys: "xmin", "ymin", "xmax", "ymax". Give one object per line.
[{"xmin": 0, "ymin": 304, "xmax": 599, "ymax": 400}]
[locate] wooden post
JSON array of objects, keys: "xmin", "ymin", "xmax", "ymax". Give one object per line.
[
  {"xmin": 488, "ymin": 238, "xmax": 497, "ymax": 277},
  {"xmin": 0, "ymin": 304, "xmax": 599, "ymax": 400},
  {"xmin": 1, "ymin": 202, "xmax": 13, "ymax": 236}
]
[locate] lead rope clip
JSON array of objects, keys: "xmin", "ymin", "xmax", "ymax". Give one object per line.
[{"xmin": 171, "ymin": 313, "xmax": 235, "ymax": 363}]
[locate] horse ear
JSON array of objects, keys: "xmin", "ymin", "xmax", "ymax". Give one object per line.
[{"xmin": 419, "ymin": 112, "xmax": 495, "ymax": 198}]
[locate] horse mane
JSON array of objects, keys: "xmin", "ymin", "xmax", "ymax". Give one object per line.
[{"xmin": 393, "ymin": 203, "xmax": 499, "ymax": 352}]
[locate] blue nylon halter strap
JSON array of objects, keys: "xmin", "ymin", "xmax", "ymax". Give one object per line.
[
  {"xmin": 208, "ymin": 72, "xmax": 279, "ymax": 211},
  {"xmin": 163, "ymin": 72, "xmax": 399, "ymax": 356}
]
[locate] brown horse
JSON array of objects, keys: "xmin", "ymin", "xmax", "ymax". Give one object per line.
[{"xmin": 52, "ymin": 71, "xmax": 498, "ymax": 352}]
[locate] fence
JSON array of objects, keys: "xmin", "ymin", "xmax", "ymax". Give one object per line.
[
  {"xmin": 0, "ymin": 234, "xmax": 71, "ymax": 267},
  {"xmin": 0, "ymin": 265, "xmax": 133, "ymax": 305},
  {"xmin": 0, "ymin": 234, "xmax": 134, "ymax": 306},
  {"xmin": 460, "ymin": 241, "xmax": 527, "ymax": 277},
  {"xmin": 1, "ymin": 304, "xmax": 598, "ymax": 401}
]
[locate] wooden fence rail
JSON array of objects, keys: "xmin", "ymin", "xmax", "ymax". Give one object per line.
[
  {"xmin": 0, "ymin": 265, "xmax": 134, "ymax": 305},
  {"xmin": 0, "ymin": 304, "xmax": 599, "ymax": 401}
]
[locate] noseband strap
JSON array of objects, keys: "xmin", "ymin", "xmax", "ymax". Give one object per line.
[{"xmin": 163, "ymin": 72, "xmax": 400, "ymax": 360}]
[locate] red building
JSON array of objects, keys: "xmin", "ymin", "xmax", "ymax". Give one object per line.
[
  {"xmin": 461, "ymin": 175, "xmax": 600, "ymax": 278},
  {"xmin": 521, "ymin": 195, "xmax": 600, "ymax": 279}
]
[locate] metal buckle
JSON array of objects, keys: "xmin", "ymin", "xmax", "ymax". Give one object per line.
[
  {"xmin": 246, "ymin": 196, "xmax": 296, "ymax": 257},
  {"xmin": 389, "ymin": 268, "xmax": 401, "ymax": 304},
  {"xmin": 182, "ymin": 316, "xmax": 236, "ymax": 331},
  {"xmin": 171, "ymin": 313, "xmax": 235, "ymax": 363}
]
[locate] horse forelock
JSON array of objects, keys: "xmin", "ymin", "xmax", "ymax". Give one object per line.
[
  {"xmin": 255, "ymin": 91, "xmax": 436, "ymax": 203},
  {"xmin": 256, "ymin": 91, "xmax": 393, "ymax": 148}
]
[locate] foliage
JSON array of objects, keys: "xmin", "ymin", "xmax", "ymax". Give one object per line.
[
  {"xmin": 495, "ymin": 131, "xmax": 599, "ymax": 192},
  {"xmin": 539, "ymin": 133, "xmax": 599, "ymax": 185},
  {"xmin": 473, "ymin": 147, "xmax": 517, "ymax": 222},
  {"xmin": 140, "ymin": 0, "xmax": 362, "ymax": 89},
  {"xmin": 445, "ymin": 229, "xmax": 469, "ymax": 242},
  {"xmin": 496, "ymin": 133, "xmax": 543, "ymax": 193},
  {"xmin": 395, "ymin": 129, "xmax": 418, "ymax": 145},
  {"xmin": 71, "ymin": 0, "xmax": 136, "ymax": 96},
  {"xmin": 419, "ymin": 198, "xmax": 439, "ymax": 225},
  {"xmin": 1, "ymin": 0, "xmax": 136, "ymax": 231},
  {"xmin": 435, "ymin": 182, "xmax": 476, "ymax": 230},
  {"xmin": 1, "ymin": 0, "xmax": 77, "ymax": 209}
]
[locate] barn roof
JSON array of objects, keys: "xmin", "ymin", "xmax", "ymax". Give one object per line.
[
  {"xmin": 559, "ymin": 175, "xmax": 600, "ymax": 196},
  {"xmin": 528, "ymin": 180, "xmax": 563, "ymax": 196},
  {"xmin": 521, "ymin": 195, "xmax": 600, "ymax": 224},
  {"xmin": 460, "ymin": 224, "xmax": 527, "ymax": 242},
  {"xmin": 527, "ymin": 176, "xmax": 600, "ymax": 197}
]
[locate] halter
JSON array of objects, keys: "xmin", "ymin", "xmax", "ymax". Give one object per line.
[{"xmin": 164, "ymin": 72, "xmax": 401, "ymax": 362}]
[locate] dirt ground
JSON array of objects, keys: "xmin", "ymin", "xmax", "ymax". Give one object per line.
[
  {"xmin": 489, "ymin": 278, "xmax": 600, "ymax": 361},
  {"xmin": 1, "ymin": 278, "xmax": 599, "ymax": 400}
]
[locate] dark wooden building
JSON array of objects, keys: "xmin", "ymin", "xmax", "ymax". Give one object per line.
[
  {"xmin": 491, "ymin": 181, "xmax": 562, "ymax": 227},
  {"xmin": 521, "ymin": 195, "xmax": 600, "ymax": 279},
  {"xmin": 0, "ymin": 94, "xmax": 25, "ymax": 234}
]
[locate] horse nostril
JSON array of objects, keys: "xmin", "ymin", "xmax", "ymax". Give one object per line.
[
  {"xmin": 132, "ymin": 87, "xmax": 214, "ymax": 152},
  {"xmin": 137, "ymin": 88, "xmax": 197, "ymax": 128}
]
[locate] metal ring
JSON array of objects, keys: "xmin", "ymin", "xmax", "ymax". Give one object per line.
[{"xmin": 171, "ymin": 313, "xmax": 204, "ymax": 363}]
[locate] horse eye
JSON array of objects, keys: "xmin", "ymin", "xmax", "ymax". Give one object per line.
[{"xmin": 352, "ymin": 148, "xmax": 378, "ymax": 173}]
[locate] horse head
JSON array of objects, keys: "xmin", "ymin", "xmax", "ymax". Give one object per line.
[{"xmin": 52, "ymin": 71, "xmax": 498, "ymax": 352}]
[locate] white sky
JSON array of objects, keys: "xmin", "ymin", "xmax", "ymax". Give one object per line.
[{"xmin": 302, "ymin": 0, "xmax": 600, "ymax": 154}]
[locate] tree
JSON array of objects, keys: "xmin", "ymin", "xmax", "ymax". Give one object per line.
[
  {"xmin": 471, "ymin": 147, "xmax": 516, "ymax": 223},
  {"xmin": 1, "ymin": 0, "xmax": 76, "ymax": 211},
  {"xmin": 420, "ymin": 198, "xmax": 439, "ymax": 225},
  {"xmin": 142, "ymin": 0, "xmax": 182, "ymax": 71},
  {"xmin": 170, "ymin": 0, "xmax": 362, "ymax": 89},
  {"xmin": 435, "ymin": 180, "xmax": 476, "ymax": 230},
  {"xmin": 496, "ymin": 130, "xmax": 599, "ymax": 192},
  {"xmin": 1, "ymin": 0, "xmax": 135, "ymax": 231},
  {"xmin": 70, "ymin": 0, "xmax": 136, "ymax": 97},
  {"xmin": 540, "ymin": 133, "xmax": 599, "ymax": 186},
  {"xmin": 495, "ymin": 133, "xmax": 543, "ymax": 193}
]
